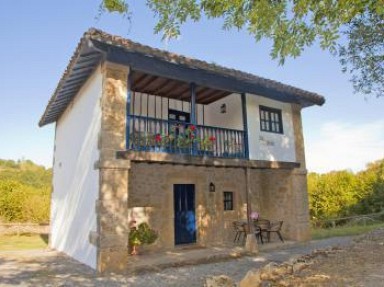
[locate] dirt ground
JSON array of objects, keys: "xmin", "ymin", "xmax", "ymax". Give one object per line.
[
  {"xmin": 0, "ymin": 229, "xmax": 383, "ymax": 286},
  {"xmin": 271, "ymin": 228, "xmax": 384, "ymax": 287}
]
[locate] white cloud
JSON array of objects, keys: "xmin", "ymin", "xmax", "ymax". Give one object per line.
[{"xmin": 305, "ymin": 120, "xmax": 384, "ymax": 173}]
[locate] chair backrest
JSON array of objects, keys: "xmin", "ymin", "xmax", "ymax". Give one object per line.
[
  {"xmin": 255, "ymin": 218, "xmax": 270, "ymax": 230},
  {"xmin": 233, "ymin": 221, "xmax": 246, "ymax": 232},
  {"xmin": 269, "ymin": 220, "xmax": 283, "ymax": 231}
]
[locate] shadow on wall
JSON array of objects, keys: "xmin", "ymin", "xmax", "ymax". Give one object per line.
[
  {"xmin": 51, "ymin": 101, "xmax": 101, "ymax": 267},
  {"xmin": 257, "ymin": 169, "xmax": 296, "ymax": 239}
]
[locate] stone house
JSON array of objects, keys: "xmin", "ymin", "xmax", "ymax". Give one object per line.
[{"xmin": 39, "ymin": 29, "xmax": 325, "ymax": 273}]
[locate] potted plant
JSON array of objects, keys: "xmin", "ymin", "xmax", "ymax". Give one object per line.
[
  {"xmin": 129, "ymin": 222, "xmax": 158, "ymax": 255},
  {"xmin": 198, "ymin": 135, "xmax": 216, "ymax": 156},
  {"xmin": 153, "ymin": 133, "xmax": 171, "ymax": 152},
  {"xmin": 129, "ymin": 227, "xmax": 141, "ymax": 255},
  {"xmin": 175, "ymin": 124, "xmax": 197, "ymax": 153}
]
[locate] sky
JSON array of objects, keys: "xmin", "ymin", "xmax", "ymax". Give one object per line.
[{"xmin": 0, "ymin": 1, "xmax": 383, "ymax": 173}]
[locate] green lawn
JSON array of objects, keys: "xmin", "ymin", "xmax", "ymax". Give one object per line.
[
  {"xmin": 1, "ymin": 224, "xmax": 384, "ymax": 251},
  {"xmin": 311, "ymin": 222, "xmax": 384, "ymax": 240},
  {"xmin": 0, "ymin": 234, "xmax": 48, "ymax": 251}
]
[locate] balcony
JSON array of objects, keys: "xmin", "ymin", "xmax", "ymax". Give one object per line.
[
  {"xmin": 122, "ymin": 69, "xmax": 249, "ymax": 160},
  {"xmin": 127, "ymin": 115, "xmax": 246, "ymax": 159}
]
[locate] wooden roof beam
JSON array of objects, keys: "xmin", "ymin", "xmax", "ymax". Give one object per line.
[{"xmin": 134, "ymin": 74, "xmax": 157, "ymax": 91}]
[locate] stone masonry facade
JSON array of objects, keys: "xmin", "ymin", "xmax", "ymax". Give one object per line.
[
  {"xmin": 93, "ymin": 62, "xmax": 311, "ymax": 273},
  {"xmin": 95, "ymin": 62, "xmax": 130, "ymax": 273}
]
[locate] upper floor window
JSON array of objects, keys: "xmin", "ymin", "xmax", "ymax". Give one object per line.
[{"xmin": 259, "ymin": 106, "xmax": 283, "ymax": 134}]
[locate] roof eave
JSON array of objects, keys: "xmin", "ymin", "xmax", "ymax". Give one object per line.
[
  {"xmin": 93, "ymin": 39, "xmax": 324, "ymax": 108},
  {"xmin": 39, "ymin": 29, "xmax": 325, "ymax": 127},
  {"xmin": 39, "ymin": 37, "xmax": 104, "ymax": 127}
]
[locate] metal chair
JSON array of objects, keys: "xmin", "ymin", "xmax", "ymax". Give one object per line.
[
  {"xmin": 254, "ymin": 218, "xmax": 270, "ymax": 243},
  {"xmin": 266, "ymin": 220, "xmax": 284, "ymax": 242},
  {"xmin": 233, "ymin": 221, "xmax": 247, "ymax": 244}
]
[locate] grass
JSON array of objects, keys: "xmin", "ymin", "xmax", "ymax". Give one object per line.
[
  {"xmin": 1, "ymin": 224, "xmax": 383, "ymax": 251},
  {"xmin": 311, "ymin": 222, "xmax": 384, "ymax": 240},
  {"xmin": 0, "ymin": 234, "xmax": 48, "ymax": 251}
]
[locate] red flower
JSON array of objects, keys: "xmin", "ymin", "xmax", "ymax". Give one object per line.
[
  {"xmin": 155, "ymin": 134, "xmax": 162, "ymax": 142},
  {"xmin": 189, "ymin": 125, "xmax": 196, "ymax": 131},
  {"xmin": 209, "ymin": 136, "xmax": 216, "ymax": 141}
]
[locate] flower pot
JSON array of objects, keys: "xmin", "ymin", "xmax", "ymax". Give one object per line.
[
  {"xmin": 131, "ymin": 244, "xmax": 139, "ymax": 255},
  {"xmin": 199, "ymin": 150, "xmax": 214, "ymax": 157},
  {"xmin": 177, "ymin": 147, "xmax": 192, "ymax": 154}
]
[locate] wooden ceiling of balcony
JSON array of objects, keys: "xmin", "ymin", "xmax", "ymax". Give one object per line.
[{"xmin": 131, "ymin": 71, "xmax": 232, "ymax": 105}]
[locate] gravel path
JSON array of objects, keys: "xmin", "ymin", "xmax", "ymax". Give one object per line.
[{"xmin": 0, "ymin": 236, "xmax": 355, "ymax": 287}]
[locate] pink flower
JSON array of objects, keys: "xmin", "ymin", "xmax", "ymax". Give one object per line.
[
  {"xmin": 250, "ymin": 212, "xmax": 259, "ymax": 220},
  {"xmin": 189, "ymin": 125, "xmax": 196, "ymax": 131}
]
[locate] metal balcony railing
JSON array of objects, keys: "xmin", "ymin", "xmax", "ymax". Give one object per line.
[{"xmin": 127, "ymin": 115, "xmax": 246, "ymax": 159}]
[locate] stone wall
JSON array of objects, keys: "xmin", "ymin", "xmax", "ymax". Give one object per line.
[
  {"xmin": 95, "ymin": 62, "xmax": 131, "ymax": 273},
  {"xmin": 128, "ymin": 162, "xmax": 249, "ymax": 252},
  {"xmin": 249, "ymin": 169, "xmax": 310, "ymax": 241},
  {"xmin": 291, "ymin": 104, "xmax": 306, "ymax": 169},
  {"xmin": 291, "ymin": 104, "xmax": 310, "ymax": 240},
  {"xmin": 128, "ymin": 162, "xmax": 311, "ymax": 251},
  {"xmin": 128, "ymin": 161, "xmax": 310, "ymax": 251}
]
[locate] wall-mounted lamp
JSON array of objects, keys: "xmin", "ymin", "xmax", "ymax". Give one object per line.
[
  {"xmin": 209, "ymin": 182, "xmax": 215, "ymax": 192},
  {"xmin": 220, "ymin": 103, "xmax": 227, "ymax": 114}
]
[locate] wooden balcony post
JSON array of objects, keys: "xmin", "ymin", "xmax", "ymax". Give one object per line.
[
  {"xmin": 126, "ymin": 70, "xmax": 132, "ymax": 150},
  {"xmin": 241, "ymin": 93, "xmax": 249, "ymax": 159},
  {"xmin": 190, "ymin": 83, "xmax": 197, "ymax": 155}
]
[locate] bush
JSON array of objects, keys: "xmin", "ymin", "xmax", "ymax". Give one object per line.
[
  {"xmin": 0, "ymin": 180, "xmax": 50, "ymax": 223},
  {"xmin": 0, "ymin": 159, "xmax": 51, "ymax": 223}
]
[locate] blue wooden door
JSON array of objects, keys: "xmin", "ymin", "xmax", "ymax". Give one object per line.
[{"xmin": 174, "ymin": 184, "xmax": 196, "ymax": 245}]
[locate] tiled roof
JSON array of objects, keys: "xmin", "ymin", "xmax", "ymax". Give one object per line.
[{"xmin": 39, "ymin": 28, "xmax": 325, "ymax": 127}]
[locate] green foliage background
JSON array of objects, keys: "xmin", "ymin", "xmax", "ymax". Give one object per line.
[
  {"xmin": 0, "ymin": 159, "xmax": 51, "ymax": 223},
  {"xmin": 308, "ymin": 158, "xmax": 384, "ymax": 223}
]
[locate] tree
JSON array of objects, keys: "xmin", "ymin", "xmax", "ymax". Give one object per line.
[
  {"xmin": 100, "ymin": 0, "xmax": 384, "ymax": 97},
  {"xmin": 353, "ymin": 159, "xmax": 384, "ymax": 213},
  {"xmin": 308, "ymin": 170, "xmax": 359, "ymax": 221},
  {"xmin": 340, "ymin": 12, "xmax": 384, "ymax": 97},
  {"xmin": 307, "ymin": 158, "xmax": 384, "ymax": 225}
]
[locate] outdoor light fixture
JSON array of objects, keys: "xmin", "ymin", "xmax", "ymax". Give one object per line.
[
  {"xmin": 209, "ymin": 182, "xmax": 215, "ymax": 192},
  {"xmin": 220, "ymin": 103, "xmax": 227, "ymax": 114}
]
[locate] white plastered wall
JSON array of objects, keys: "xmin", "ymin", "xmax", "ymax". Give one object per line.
[
  {"xmin": 50, "ymin": 66, "xmax": 102, "ymax": 269},
  {"xmin": 246, "ymin": 94, "xmax": 296, "ymax": 162},
  {"xmin": 204, "ymin": 93, "xmax": 243, "ymax": 130}
]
